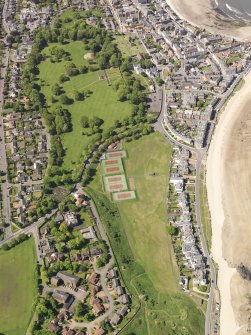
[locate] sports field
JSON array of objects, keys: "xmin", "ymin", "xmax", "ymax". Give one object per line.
[
  {"xmin": 101, "ymin": 157, "xmax": 124, "ymax": 175},
  {"xmin": 112, "ymin": 190, "xmax": 136, "ymax": 201},
  {"xmin": 118, "ymin": 133, "xmax": 178, "ymax": 292},
  {"xmin": 103, "ymin": 174, "xmax": 128, "ymax": 193},
  {"xmin": 87, "ymin": 132, "xmax": 204, "ymax": 335},
  {"xmin": 105, "ymin": 150, "xmax": 127, "ymax": 159},
  {"xmin": 39, "ymin": 42, "xmax": 132, "ymax": 169},
  {"xmin": 0, "ymin": 238, "xmax": 37, "ymax": 335}
]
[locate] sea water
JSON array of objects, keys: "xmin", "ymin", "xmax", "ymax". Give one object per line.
[{"xmin": 213, "ymin": 0, "xmax": 251, "ymax": 22}]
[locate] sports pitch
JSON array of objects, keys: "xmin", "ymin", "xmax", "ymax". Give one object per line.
[
  {"xmin": 103, "ymin": 174, "xmax": 128, "ymax": 192},
  {"xmin": 112, "ymin": 190, "xmax": 136, "ymax": 201},
  {"xmin": 101, "ymin": 157, "xmax": 124, "ymax": 175},
  {"xmin": 106, "ymin": 150, "xmax": 127, "ymax": 159}
]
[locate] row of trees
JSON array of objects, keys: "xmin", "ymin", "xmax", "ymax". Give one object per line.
[{"xmin": 1, "ymin": 233, "xmax": 29, "ymax": 250}]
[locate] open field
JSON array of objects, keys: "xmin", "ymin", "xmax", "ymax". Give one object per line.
[
  {"xmin": 118, "ymin": 133, "xmax": 177, "ymax": 292},
  {"xmin": 0, "ymin": 238, "xmax": 37, "ymax": 335},
  {"xmin": 87, "ymin": 133, "xmax": 204, "ymax": 335},
  {"xmin": 39, "ymin": 42, "xmax": 132, "ymax": 169}
]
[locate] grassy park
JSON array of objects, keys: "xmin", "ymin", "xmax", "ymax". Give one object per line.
[
  {"xmin": 0, "ymin": 238, "xmax": 37, "ymax": 335},
  {"xmin": 39, "ymin": 42, "xmax": 132, "ymax": 169},
  {"xmin": 87, "ymin": 133, "xmax": 204, "ymax": 335}
]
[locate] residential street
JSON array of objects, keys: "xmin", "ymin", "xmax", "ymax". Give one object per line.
[
  {"xmin": 69, "ymin": 257, "xmax": 115, "ymax": 333},
  {"xmin": 0, "ymin": 47, "xmax": 11, "ymax": 237},
  {"xmin": 0, "ymin": 208, "xmax": 57, "ymax": 247}
]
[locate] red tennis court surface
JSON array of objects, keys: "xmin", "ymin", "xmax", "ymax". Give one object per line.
[
  {"xmin": 108, "ymin": 176, "xmax": 122, "ymax": 182},
  {"xmin": 105, "ymin": 159, "xmax": 119, "ymax": 166},
  {"xmin": 103, "ymin": 174, "xmax": 127, "ymax": 192},
  {"xmin": 118, "ymin": 193, "xmax": 131, "ymax": 199},
  {"xmin": 107, "ymin": 167, "xmax": 120, "ymax": 173},
  {"xmin": 109, "ymin": 152, "xmax": 123, "ymax": 158},
  {"xmin": 109, "ymin": 184, "xmax": 123, "ymax": 190},
  {"xmin": 106, "ymin": 150, "xmax": 127, "ymax": 159},
  {"xmin": 112, "ymin": 191, "xmax": 136, "ymax": 201}
]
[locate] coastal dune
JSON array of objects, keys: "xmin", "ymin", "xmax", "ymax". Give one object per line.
[
  {"xmin": 207, "ymin": 71, "xmax": 251, "ymax": 335},
  {"xmin": 166, "ymin": 0, "xmax": 251, "ymax": 41}
]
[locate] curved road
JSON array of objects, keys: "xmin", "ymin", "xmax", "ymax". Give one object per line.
[{"xmin": 69, "ymin": 258, "xmax": 115, "ymax": 332}]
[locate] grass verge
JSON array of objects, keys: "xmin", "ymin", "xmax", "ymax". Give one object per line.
[{"xmin": 200, "ymin": 165, "xmax": 212, "ymax": 250}]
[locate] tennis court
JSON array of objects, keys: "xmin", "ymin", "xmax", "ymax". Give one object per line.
[
  {"xmin": 106, "ymin": 150, "xmax": 127, "ymax": 159},
  {"xmin": 103, "ymin": 174, "xmax": 128, "ymax": 192},
  {"xmin": 112, "ymin": 191, "xmax": 136, "ymax": 201},
  {"xmin": 101, "ymin": 157, "xmax": 124, "ymax": 175}
]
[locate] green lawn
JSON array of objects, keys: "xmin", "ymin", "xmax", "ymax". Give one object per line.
[
  {"xmin": 118, "ymin": 133, "xmax": 178, "ymax": 292},
  {"xmin": 87, "ymin": 133, "xmax": 205, "ymax": 335},
  {"xmin": 114, "ymin": 34, "xmax": 143, "ymax": 57},
  {"xmin": 200, "ymin": 166, "xmax": 212, "ymax": 250},
  {"xmin": 0, "ymin": 238, "xmax": 37, "ymax": 335},
  {"xmin": 39, "ymin": 42, "xmax": 133, "ymax": 169}
]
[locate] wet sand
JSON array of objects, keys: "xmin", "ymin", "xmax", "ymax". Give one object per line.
[
  {"xmin": 166, "ymin": 0, "xmax": 251, "ymax": 42},
  {"xmin": 207, "ymin": 71, "xmax": 251, "ymax": 335}
]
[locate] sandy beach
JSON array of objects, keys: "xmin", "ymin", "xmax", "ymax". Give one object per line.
[
  {"xmin": 166, "ymin": 0, "xmax": 251, "ymax": 42},
  {"xmin": 207, "ymin": 71, "xmax": 251, "ymax": 335}
]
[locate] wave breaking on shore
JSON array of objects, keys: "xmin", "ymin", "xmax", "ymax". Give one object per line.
[{"xmin": 166, "ymin": 0, "xmax": 251, "ymax": 41}]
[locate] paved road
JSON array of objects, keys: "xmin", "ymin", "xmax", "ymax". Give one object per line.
[
  {"xmin": 68, "ymin": 186, "xmax": 116, "ymax": 332},
  {"xmin": 195, "ymin": 153, "xmax": 216, "ymax": 335},
  {"xmin": 154, "ymin": 86, "xmax": 197, "ymax": 153},
  {"xmin": 33, "ymin": 226, "xmax": 43, "ymax": 265},
  {"xmin": 0, "ymin": 0, "xmax": 13, "ymax": 237},
  {"xmin": 8, "ymin": 180, "xmax": 44, "ymax": 188},
  {"xmin": 0, "ymin": 209, "xmax": 57, "ymax": 247},
  {"xmin": 0, "ymin": 47, "xmax": 12, "ymax": 237},
  {"xmin": 70, "ymin": 257, "xmax": 115, "ymax": 332},
  {"xmin": 2, "ymin": 0, "xmax": 10, "ymax": 35}
]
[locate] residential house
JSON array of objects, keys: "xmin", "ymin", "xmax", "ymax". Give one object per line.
[{"xmin": 57, "ymin": 271, "xmax": 81, "ymax": 288}]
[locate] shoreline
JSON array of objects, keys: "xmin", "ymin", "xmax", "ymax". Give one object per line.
[
  {"xmin": 207, "ymin": 70, "xmax": 251, "ymax": 335},
  {"xmin": 166, "ymin": 0, "xmax": 251, "ymax": 42},
  {"xmin": 164, "ymin": 1, "xmax": 251, "ymax": 333}
]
